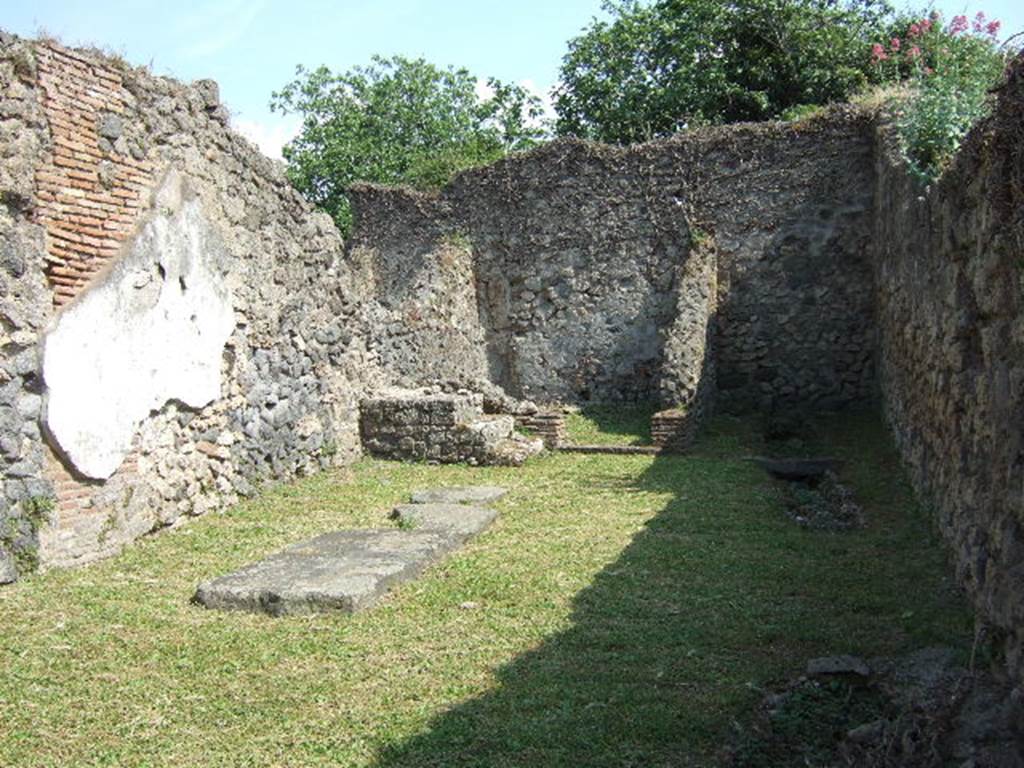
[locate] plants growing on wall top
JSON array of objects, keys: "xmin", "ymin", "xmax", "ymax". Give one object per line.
[{"xmin": 872, "ymin": 11, "xmax": 1011, "ymax": 180}]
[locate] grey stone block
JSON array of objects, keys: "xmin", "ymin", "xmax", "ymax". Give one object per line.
[
  {"xmin": 806, "ymin": 655, "xmax": 870, "ymax": 677},
  {"xmin": 0, "ymin": 548, "xmax": 17, "ymax": 584},
  {"xmin": 409, "ymin": 486, "xmax": 507, "ymax": 505},
  {"xmin": 194, "ymin": 503, "xmax": 497, "ymax": 617},
  {"xmin": 391, "ymin": 503, "xmax": 497, "ymax": 540},
  {"xmin": 752, "ymin": 457, "xmax": 844, "ymax": 482},
  {"xmin": 195, "ymin": 529, "xmax": 451, "ymax": 616}
]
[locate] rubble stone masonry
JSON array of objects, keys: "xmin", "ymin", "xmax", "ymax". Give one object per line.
[{"xmin": 2, "ymin": 31, "xmax": 1024, "ymax": 688}]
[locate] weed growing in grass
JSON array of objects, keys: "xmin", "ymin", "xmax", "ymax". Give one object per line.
[{"xmin": 395, "ymin": 514, "xmax": 418, "ymax": 531}]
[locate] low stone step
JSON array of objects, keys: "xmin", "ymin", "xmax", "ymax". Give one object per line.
[
  {"xmin": 194, "ymin": 508, "xmax": 496, "ymax": 617},
  {"xmin": 391, "ymin": 503, "xmax": 497, "ymax": 540},
  {"xmin": 557, "ymin": 444, "xmax": 663, "ymax": 455},
  {"xmin": 409, "ymin": 486, "xmax": 507, "ymax": 505}
]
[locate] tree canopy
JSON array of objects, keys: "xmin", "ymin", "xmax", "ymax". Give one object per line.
[
  {"xmin": 271, "ymin": 55, "xmax": 544, "ymax": 232},
  {"xmin": 554, "ymin": 0, "xmax": 898, "ymax": 143}
]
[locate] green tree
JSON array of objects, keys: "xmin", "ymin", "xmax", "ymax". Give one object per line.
[
  {"xmin": 271, "ymin": 55, "xmax": 545, "ymax": 233},
  {"xmin": 554, "ymin": 0, "xmax": 897, "ymax": 143}
]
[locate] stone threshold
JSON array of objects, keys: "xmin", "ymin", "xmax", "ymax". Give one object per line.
[{"xmin": 556, "ymin": 444, "xmax": 664, "ymax": 455}]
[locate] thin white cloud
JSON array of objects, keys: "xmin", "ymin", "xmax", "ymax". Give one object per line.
[{"xmin": 233, "ymin": 116, "xmax": 301, "ymax": 160}]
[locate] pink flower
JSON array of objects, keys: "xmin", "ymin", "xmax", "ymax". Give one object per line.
[
  {"xmin": 908, "ymin": 23, "xmax": 921, "ymax": 37},
  {"xmin": 920, "ymin": 18, "xmax": 933, "ymax": 32},
  {"xmin": 907, "ymin": 45, "xmax": 922, "ymax": 59},
  {"xmin": 973, "ymin": 12, "xmax": 987, "ymax": 33},
  {"xmin": 949, "ymin": 14, "xmax": 969, "ymax": 34},
  {"xmin": 871, "ymin": 42, "xmax": 889, "ymax": 62},
  {"xmin": 986, "ymin": 19, "xmax": 1001, "ymax": 37},
  {"xmin": 890, "ymin": 37, "xmax": 901, "ymax": 51},
  {"xmin": 924, "ymin": 67, "xmax": 934, "ymax": 75}
]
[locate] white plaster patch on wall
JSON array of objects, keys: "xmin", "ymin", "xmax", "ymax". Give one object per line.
[{"xmin": 42, "ymin": 170, "xmax": 236, "ymax": 479}]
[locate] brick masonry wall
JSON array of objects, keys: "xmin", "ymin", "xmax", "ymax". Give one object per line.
[
  {"xmin": 29, "ymin": 43, "xmax": 156, "ymax": 563},
  {"xmin": 0, "ymin": 35, "xmax": 376, "ymax": 575},
  {"xmin": 33, "ymin": 44, "xmax": 154, "ymax": 306}
]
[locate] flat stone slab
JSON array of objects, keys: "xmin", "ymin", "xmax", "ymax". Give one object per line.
[
  {"xmin": 409, "ymin": 486, "xmax": 507, "ymax": 505},
  {"xmin": 392, "ymin": 503, "xmax": 497, "ymax": 540},
  {"xmin": 194, "ymin": 515, "xmax": 494, "ymax": 617}
]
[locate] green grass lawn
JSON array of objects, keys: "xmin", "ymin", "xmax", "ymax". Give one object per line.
[
  {"xmin": 0, "ymin": 411, "xmax": 970, "ymax": 767},
  {"xmin": 564, "ymin": 403, "xmax": 658, "ymax": 445}
]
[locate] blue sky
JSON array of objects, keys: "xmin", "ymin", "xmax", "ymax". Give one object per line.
[{"xmin": 4, "ymin": 1, "xmax": 1023, "ymax": 157}]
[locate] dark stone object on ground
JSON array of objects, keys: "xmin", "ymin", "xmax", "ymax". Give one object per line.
[
  {"xmin": 751, "ymin": 456, "xmax": 844, "ymax": 482},
  {"xmin": 807, "ymin": 654, "xmax": 871, "ymax": 677},
  {"xmin": 784, "ymin": 471, "xmax": 865, "ymax": 531}
]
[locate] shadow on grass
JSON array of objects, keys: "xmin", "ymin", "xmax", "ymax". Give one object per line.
[
  {"xmin": 370, "ymin": 412, "xmax": 971, "ymax": 768},
  {"xmin": 564, "ymin": 402, "xmax": 660, "ymax": 446}
]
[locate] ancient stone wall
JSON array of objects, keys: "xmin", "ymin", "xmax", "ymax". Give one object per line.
[
  {"xmin": 345, "ymin": 185, "xmax": 490, "ymax": 388},
  {"xmin": 658, "ymin": 239, "xmax": 716, "ymax": 423},
  {"xmin": 678, "ymin": 113, "xmax": 877, "ymax": 414},
  {"xmin": 0, "ymin": 33, "xmax": 54, "ymax": 581},
  {"xmin": 448, "ymin": 140, "xmax": 694, "ymax": 404},
  {"xmin": 0, "ymin": 35, "xmax": 374, "ymax": 576},
  {"xmin": 873, "ymin": 58, "xmax": 1024, "ymax": 682},
  {"xmin": 349, "ymin": 111, "xmax": 877, "ymax": 412},
  {"xmin": 8, "ymin": 31, "xmax": 1023, "ymax": 693}
]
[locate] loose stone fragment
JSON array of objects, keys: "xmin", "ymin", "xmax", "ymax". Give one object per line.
[{"xmin": 0, "ymin": 549, "xmax": 17, "ymax": 584}]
